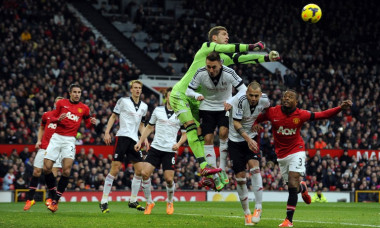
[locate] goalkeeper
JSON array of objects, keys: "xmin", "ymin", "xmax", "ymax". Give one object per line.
[{"xmin": 170, "ymin": 26, "xmax": 280, "ymax": 178}]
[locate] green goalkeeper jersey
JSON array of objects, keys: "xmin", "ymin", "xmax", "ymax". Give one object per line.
[{"xmin": 172, "ymin": 41, "xmax": 266, "ymax": 92}]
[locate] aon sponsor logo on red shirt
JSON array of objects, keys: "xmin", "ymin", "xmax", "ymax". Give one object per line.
[
  {"xmin": 47, "ymin": 123, "xmax": 57, "ymax": 129},
  {"xmin": 66, "ymin": 112, "xmax": 80, "ymax": 122},
  {"xmin": 277, "ymin": 126, "xmax": 296, "ymax": 135}
]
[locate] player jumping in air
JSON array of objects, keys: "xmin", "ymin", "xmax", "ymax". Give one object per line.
[
  {"xmin": 170, "ymin": 25, "xmax": 280, "ymax": 179},
  {"xmin": 186, "ymin": 51, "xmax": 247, "ymax": 191}
]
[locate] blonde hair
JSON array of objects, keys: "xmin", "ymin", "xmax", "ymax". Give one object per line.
[
  {"xmin": 208, "ymin": 26, "xmax": 227, "ymax": 42},
  {"xmin": 55, "ymin": 96, "xmax": 64, "ymax": 102},
  {"xmin": 129, "ymin": 80, "xmax": 143, "ymax": 87},
  {"xmin": 248, "ymin": 81, "xmax": 262, "ymax": 90}
]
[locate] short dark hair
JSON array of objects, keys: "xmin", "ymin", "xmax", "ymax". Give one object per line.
[
  {"xmin": 206, "ymin": 51, "xmax": 221, "ymax": 62},
  {"xmin": 208, "ymin": 26, "xmax": 227, "ymax": 42},
  {"xmin": 69, "ymin": 84, "xmax": 81, "ymax": 92},
  {"xmin": 164, "ymin": 87, "xmax": 172, "ymax": 98},
  {"xmin": 284, "ymin": 89, "xmax": 298, "ymax": 99}
]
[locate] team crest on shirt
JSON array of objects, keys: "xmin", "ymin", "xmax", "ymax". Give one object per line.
[
  {"xmin": 293, "ymin": 118, "xmax": 300, "ymax": 124},
  {"xmin": 78, "ymin": 108, "xmax": 82, "ymax": 113}
]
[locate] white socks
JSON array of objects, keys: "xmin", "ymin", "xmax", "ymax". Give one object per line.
[
  {"xmin": 236, "ymin": 177, "xmax": 251, "ymax": 215},
  {"xmin": 204, "ymin": 145, "xmax": 217, "ymax": 167},
  {"xmin": 101, "ymin": 174, "xmax": 114, "ymax": 204},
  {"xmin": 130, "ymin": 175, "xmax": 142, "ymax": 203},
  {"xmin": 250, "ymin": 167, "xmax": 263, "ymax": 210},
  {"xmin": 142, "ymin": 178, "xmax": 153, "ymax": 204},
  {"xmin": 166, "ymin": 183, "xmax": 175, "ymax": 203},
  {"xmin": 219, "ymin": 139, "xmax": 228, "ymax": 170}
]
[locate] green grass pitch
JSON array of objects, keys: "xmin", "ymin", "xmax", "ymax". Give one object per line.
[{"xmin": 0, "ymin": 201, "xmax": 379, "ymax": 227}]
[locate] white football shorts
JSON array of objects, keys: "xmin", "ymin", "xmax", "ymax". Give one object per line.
[
  {"xmin": 277, "ymin": 151, "xmax": 306, "ymax": 182},
  {"xmin": 45, "ymin": 133, "xmax": 76, "ymax": 162},
  {"xmin": 34, "ymin": 149, "xmax": 62, "ymax": 168}
]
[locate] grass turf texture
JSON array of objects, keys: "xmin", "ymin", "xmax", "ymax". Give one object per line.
[{"xmin": 0, "ymin": 202, "xmax": 379, "ymax": 227}]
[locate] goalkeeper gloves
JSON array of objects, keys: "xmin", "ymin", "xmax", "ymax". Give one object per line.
[
  {"xmin": 265, "ymin": 50, "xmax": 280, "ymax": 62},
  {"xmin": 248, "ymin": 41, "xmax": 265, "ymax": 51}
]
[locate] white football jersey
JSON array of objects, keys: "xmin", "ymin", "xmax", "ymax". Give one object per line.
[
  {"xmin": 113, "ymin": 97, "xmax": 148, "ymax": 142},
  {"xmin": 229, "ymin": 93, "xmax": 270, "ymax": 142},
  {"xmin": 188, "ymin": 66, "xmax": 244, "ymax": 111},
  {"xmin": 149, "ymin": 106, "xmax": 183, "ymax": 152}
]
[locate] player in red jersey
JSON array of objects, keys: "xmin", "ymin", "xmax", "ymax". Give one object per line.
[
  {"xmin": 43, "ymin": 84, "xmax": 97, "ymax": 213},
  {"xmin": 23, "ymin": 97, "xmax": 63, "ymax": 211},
  {"xmin": 252, "ymin": 90, "xmax": 352, "ymax": 227}
]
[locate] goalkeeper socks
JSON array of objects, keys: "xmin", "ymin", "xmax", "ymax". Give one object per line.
[
  {"xmin": 44, "ymin": 172, "xmax": 57, "ymax": 199},
  {"xmin": 236, "ymin": 178, "xmax": 251, "ymax": 215},
  {"xmin": 286, "ymin": 187, "xmax": 298, "ymax": 222},
  {"xmin": 130, "ymin": 175, "xmax": 142, "ymax": 202},
  {"xmin": 142, "ymin": 178, "xmax": 153, "ymax": 204},
  {"xmin": 204, "ymin": 145, "xmax": 216, "ymax": 167},
  {"xmin": 186, "ymin": 123, "xmax": 205, "ymax": 160},
  {"xmin": 166, "ymin": 183, "xmax": 175, "ymax": 203},
  {"xmin": 27, "ymin": 176, "xmax": 39, "ymax": 200},
  {"xmin": 219, "ymin": 139, "xmax": 228, "ymax": 170},
  {"xmin": 250, "ymin": 167, "xmax": 263, "ymax": 210},
  {"xmin": 198, "ymin": 134, "xmax": 205, "ymax": 147},
  {"xmin": 101, "ymin": 174, "xmax": 114, "ymax": 204}
]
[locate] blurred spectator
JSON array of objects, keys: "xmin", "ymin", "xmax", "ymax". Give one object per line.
[
  {"xmin": 3, "ymin": 168, "xmax": 15, "ymax": 190},
  {"xmin": 20, "ymin": 29, "xmax": 31, "ymax": 42},
  {"xmin": 311, "ymin": 189, "xmax": 328, "ymax": 203},
  {"xmin": 315, "ymin": 137, "xmax": 327, "ymax": 149}
]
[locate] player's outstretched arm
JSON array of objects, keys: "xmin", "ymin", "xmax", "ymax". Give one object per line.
[
  {"xmin": 313, "ymin": 100, "xmax": 352, "ymax": 120},
  {"xmin": 104, "ymin": 113, "xmax": 117, "ymax": 145},
  {"xmin": 340, "ymin": 100, "xmax": 353, "ymax": 110},
  {"xmin": 212, "ymin": 41, "xmax": 265, "ymax": 54},
  {"xmin": 135, "ymin": 124, "xmax": 154, "ymax": 152},
  {"xmin": 221, "ymin": 50, "xmax": 280, "ymax": 66}
]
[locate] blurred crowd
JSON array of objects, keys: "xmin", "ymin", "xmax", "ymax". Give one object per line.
[
  {"xmin": 1, "ymin": 145, "xmax": 379, "ymax": 199},
  {"xmin": 0, "ymin": 0, "xmax": 150, "ymax": 147},
  {"xmin": 0, "ymin": 0, "xmax": 379, "ymax": 194}
]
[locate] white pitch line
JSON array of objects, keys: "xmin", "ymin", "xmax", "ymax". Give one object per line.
[{"xmin": 176, "ymin": 213, "xmax": 380, "ymax": 227}]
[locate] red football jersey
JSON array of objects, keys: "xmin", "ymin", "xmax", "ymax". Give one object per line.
[
  {"xmin": 255, "ymin": 105, "xmax": 341, "ymax": 159},
  {"xmin": 50, "ymin": 99, "xmax": 91, "ymax": 137},
  {"xmin": 40, "ymin": 111, "xmax": 57, "ymax": 149}
]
